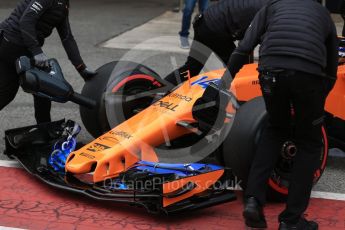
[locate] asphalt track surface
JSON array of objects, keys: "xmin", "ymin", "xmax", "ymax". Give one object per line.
[
  {"xmin": 0, "ymin": 0, "xmax": 344, "ymax": 200},
  {"xmin": 0, "ymin": 162, "xmax": 345, "ymax": 230}
]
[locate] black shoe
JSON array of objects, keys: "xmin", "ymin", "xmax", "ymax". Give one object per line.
[
  {"xmin": 243, "ymin": 197, "xmax": 267, "ymax": 229},
  {"xmin": 279, "ymin": 218, "xmax": 318, "ymax": 230}
]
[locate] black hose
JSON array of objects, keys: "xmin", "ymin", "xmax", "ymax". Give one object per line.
[{"xmin": 70, "ymin": 93, "xmax": 96, "ymax": 109}]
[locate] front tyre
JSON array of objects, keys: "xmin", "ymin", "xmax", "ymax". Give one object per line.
[{"xmin": 80, "ymin": 61, "xmax": 165, "ymax": 138}]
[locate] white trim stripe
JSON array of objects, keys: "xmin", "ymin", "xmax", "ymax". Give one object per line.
[
  {"xmin": 32, "ymin": 2, "xmax": 43, "ymax": 10},
  {"xmin": 32, "ymin": 4, "xmax": 40, "ymax": 11},
  {"xmin": 30, "ymin": 7, "xmax": 38, "ymax": 14},
  {"xmin": 35, "ymin": 1, "xmax": 43, "ymax": 8}
]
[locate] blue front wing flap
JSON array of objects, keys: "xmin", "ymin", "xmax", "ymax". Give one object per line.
[{"xmin": 107, "ymin": 161, "xmax": 224, "ymax": 191}]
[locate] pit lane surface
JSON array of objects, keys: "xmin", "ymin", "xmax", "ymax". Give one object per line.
[
  {"xmin": 0, "ymin": 162, "xmax": 344, "ymax": 230},
  {"xmin": 0, "ymin": 1, "xmax": 344, "ymax": 228}
]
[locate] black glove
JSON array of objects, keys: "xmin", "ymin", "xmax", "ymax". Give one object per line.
[
  {"xmin": 77, "ymin": 65, "xmax": 97, "ymax": 81},
  {"xmin": 33, "ymin": 53, "xmax": 49, "ymax": 68},
  {"xmin": 226, "ymin": 52, "xmax": 250, "ymax": 83}
]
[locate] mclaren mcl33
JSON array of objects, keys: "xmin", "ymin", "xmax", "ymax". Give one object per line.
[{"xmin": 5, "ymin": 52, "xmax": 344, "ymax": 213}]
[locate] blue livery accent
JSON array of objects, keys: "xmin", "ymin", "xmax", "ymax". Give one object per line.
[
  {"xmin": 133, "ymin": 161, "xmax": 223, "ymax": 175},
  {"xmin": 48, "ymin": 121, "xmax": 81, "ymax": 173},
  {"xmin": 191, "ymin": 76, "xmax": 221, "ymax": 89},
  {"xmin": 107, "ymin": 161, "xmax": 224, "ymax": 191},
  {"xmin": 49, "ymin": 137, "xmax": 77, "ymax": 173}
]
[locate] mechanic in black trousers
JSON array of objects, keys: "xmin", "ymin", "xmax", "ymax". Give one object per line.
[
  {"xmin": 0, "ymin": 0, "xmax": 96, "ymax": 124},
  {"xmin": 165, "ymin": 0, "xmax": 268, "ymax": 85},
  {"xmin": 221, "ymin": 0, "xmax": 338, "ymax": 229}
]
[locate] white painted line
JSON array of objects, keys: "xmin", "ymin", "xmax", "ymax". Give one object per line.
[
  {"xmin": 0, "ymin": 227, "xmax": 26, "ymax": 230},
  {"xmin": 101, "ymin": 11, "xmax": 191, "ymax": 53},
  {"xmin": 311, "ymin": 191, "xmax": 345, "ymax": 201},
  {"xmin": 101, "ymin": 10, "xmax": 261, "ymax": 59},
  {"xmin": 0, "ymin": 160, "xmax": 21, "ymax": 168}
]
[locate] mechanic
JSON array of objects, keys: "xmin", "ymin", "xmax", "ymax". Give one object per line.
[
  {"xmin": 0, "ymin": 0, "xmax": 96, "ymax": 124},
  {"xmin": 166, "ymin": 0, "xmax": 268, "ymax": 85},
  {"xmin": 218, "ymin": 0, "xmax": 338, "ymax": 229},
  {"xmin": 340, "ymin": 0, "xmax": 345, "ymax": 37}
]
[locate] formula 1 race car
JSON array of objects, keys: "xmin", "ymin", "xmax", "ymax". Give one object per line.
[{"xmin": 3, "ymin": 51, "xmax": 344, "ymax": 213}]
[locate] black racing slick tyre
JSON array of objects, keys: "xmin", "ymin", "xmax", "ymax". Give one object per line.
[
  {"xmin": 222, "ymin": 97, "xmax": 328, "ymax": 200},
  {"xmin": 80, "ymin": 61, "xmax": 165, "ymax": 138}
]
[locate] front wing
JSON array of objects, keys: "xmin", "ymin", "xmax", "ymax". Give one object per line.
[{"xmin": 4, "ymin": 120, "xmax": 236, "ymax": 213}]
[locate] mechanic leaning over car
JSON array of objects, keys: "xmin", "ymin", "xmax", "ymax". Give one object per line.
[
  {"xmin": 0, "ymin": 0, "xmax": 96, "ymax": 124},
  {"xmin": 165, "ymin": 0, "xmax": 268, "ymax": 85},
  {"xmin": 220, "ymin": 0, "xmax": 338, "ymax": 229}
]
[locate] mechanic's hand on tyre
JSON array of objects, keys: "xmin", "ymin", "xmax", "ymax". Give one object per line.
[
  {"xmin": 78, "ymin": 66, "xmax": 97, "ymax": 81},
  {"xmin": 33, "ymin": 52, "xmax": 49, "ymax": 68}
]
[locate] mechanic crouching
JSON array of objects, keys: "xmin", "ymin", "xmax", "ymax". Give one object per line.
[
  {"xmin": 165, "ymin": 0, "xmax": 268, "ymax": 85},
  {"xmin": 222, "ymin": 0, "xmax": 338, "ymax": 229},
  {"xmin": 0, "ymin": 0, "xmax": 96, "ymax": 124}
]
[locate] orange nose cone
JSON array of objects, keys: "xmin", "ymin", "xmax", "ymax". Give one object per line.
[{"xmin": 65, "ymin": 154, "xmax": 96, "ymax": 174}]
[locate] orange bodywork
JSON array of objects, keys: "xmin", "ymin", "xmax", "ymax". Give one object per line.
[
  {"xmin": 66, "ymin": 69, "xmax": 225, "ymax": 183},
  {"xmin": 162, "ymin": 169, "xmax": 224, "ymax": 207},
  {"xmin": 232, "ymin": 63, "xmax": 345, "ymax": 121},
  {"xmin": 230, "ymin": 63, "xmax": 262, "ymax": 102},
  {"xmin": 65, "ymin": 62, "xmax": 345, "ymax": 205},
  {"xmin": 325, "ymin": 64, "xmax": 345, "ymax": 119}
]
